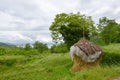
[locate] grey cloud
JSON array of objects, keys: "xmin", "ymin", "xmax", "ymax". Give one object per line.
[
  {"xmin": 0, "ymin": 0, "xmax": 41, "ymax": 20},
  {"xmin": 18, "ymin": 31, "xmax": 51, "ymax": 39},
  {"xmin": 0, "ymin": 0, "xmax": 120, "ymax": 45},
  {"xmin": 77, "ymin": 0, "xmax": 120, "ymax": 23}
]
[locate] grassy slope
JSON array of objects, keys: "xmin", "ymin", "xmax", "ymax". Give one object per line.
[{"xmin": 0, "ymin": 44, "xmax": 120, "ymax": 80}]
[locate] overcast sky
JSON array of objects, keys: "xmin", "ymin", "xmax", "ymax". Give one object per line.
[{"xmin": 0, "ymin": 0, "xmax": 120, "ymax": 46}]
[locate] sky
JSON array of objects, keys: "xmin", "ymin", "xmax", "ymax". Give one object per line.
[{"xmin": 0, "ymin": 0, "xmax": 120, "ymax": 46}]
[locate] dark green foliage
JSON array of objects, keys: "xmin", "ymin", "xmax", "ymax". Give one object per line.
[
  {"xmin": 1, "ymin": 59, "xmax": 15, "ymax": 66},
  {"xmin": 50, "ymin": 43, "xmax": 68, "ymax": 53},
  {"xmin": 49, "ymin": 12, "xmax": 95, "ymax": 48},
  {"xmin": 101, "ymin": 51, "xmax": 120, "ymax": 66},
  {"xmin": 33, "ymin": 41, "xmax": 48, "ymax": 53},
  {"xmin": 24, "ymin": 43, "xmax": 31, "ymax": 50},
  {"xmin": 101, "ymin": 44, "xmax": 120, "ymax": 66}
]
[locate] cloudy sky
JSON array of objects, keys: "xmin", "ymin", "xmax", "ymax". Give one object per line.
[{"xmin": 0, "ymin": 0, "xmax": 120, "ymax": 46}]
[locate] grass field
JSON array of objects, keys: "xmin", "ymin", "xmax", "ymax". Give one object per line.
[{"xmin": 0, "ymin": 44, "xmax": 120, "ymax": 80}]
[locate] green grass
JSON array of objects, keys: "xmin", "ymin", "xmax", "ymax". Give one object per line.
[{"xmin": 0, "ymin": 44, "xmax": 120, "ymax": 80}]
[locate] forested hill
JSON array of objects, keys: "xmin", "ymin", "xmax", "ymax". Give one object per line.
[{"xmin": 0, "ymin": 42, "xmax": 15, "ymax": 48}]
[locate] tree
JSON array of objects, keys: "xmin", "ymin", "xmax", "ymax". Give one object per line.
[
  {"xmin": 33, "ymin": 41, "xmax": 48, "ymax": 53},
  {"xmin": 98, "ymin": 17, "xmax": 120, "ymax": 44},
  {"xmin": 49, "ymin": 12, "xmax": 95, "ymax": 48},
  {"xmin": 113, "ymin": 24, "xmax": 120, "ymax": 43},
  {"xmin": 24, "ymin": 43, "xmax": 31, "ymax": 50}
]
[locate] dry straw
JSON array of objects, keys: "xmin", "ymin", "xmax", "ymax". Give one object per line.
[{"xmin": 70, "ymin": 38, "xmax": 102, "ymax": 72}]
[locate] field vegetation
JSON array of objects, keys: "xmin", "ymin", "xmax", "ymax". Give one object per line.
[{"xmin": 0, "ymin": 44, "xmax": 120, "ymax": 80}]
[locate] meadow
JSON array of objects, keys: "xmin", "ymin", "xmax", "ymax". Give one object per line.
[{"xmin": 0, "ymin": 44, "xmax": 120, "ymax": 80}]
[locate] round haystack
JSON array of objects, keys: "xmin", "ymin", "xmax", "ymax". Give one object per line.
[{"xmin": 70, "ymin": 37, "xmax": 102, "ymax": 72}]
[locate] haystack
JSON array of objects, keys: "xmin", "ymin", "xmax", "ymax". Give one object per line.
[{"xmin": 70, "ymin": 37, "xmax": 102, "ymax": 72}]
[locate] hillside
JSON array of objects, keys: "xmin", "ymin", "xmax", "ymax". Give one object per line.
[
  {"xmin": 0, "ymin": 42, "xmax": 15, "ymax": 48},
  {"xmin": 0, "ymin": 44, "xmax": 120, "ymax": 80}
]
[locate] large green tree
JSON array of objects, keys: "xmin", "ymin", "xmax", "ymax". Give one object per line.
[
  {"xmin": 49, "ymin": 12, "xmax": 95, "ymax": 47},
  {"xmin": 98, "ymin": 17, "xmax": 120, "ymax": 44}
]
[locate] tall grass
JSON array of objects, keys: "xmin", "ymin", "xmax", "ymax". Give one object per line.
[{"xmin": 0, "ymin": 47, "xmax": 40, "ymax": 55}]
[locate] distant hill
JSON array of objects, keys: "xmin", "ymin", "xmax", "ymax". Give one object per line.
[{"xmin": 0, "ymin": 42, "xmax": 15, "ymax": 48}]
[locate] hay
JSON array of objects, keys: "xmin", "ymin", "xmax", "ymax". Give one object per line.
[
  {"xmin": 70, "ymin": 38, "xmax": 102, "ymax": 72},
  {"xmin": 72, "ymin": 54, "xmax": 102, "ymax": 72}
]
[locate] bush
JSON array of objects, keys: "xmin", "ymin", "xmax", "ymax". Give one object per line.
[
  {"xmin": 33, "ymin": 41, "xmax": 48, "ymax": 53},
  {"xmin": 24, "ymin": 43, "xmax": 32, "ymax": 50},
  {"xmin": 0, "ymin": 59, "xmax": 15, "ymax": 66},
  {"xmin": 10, "ymin": 48, "xmax": 39, "ymax": 55},
  {"xmin": 50, "ymin": 43, "xmax": 68, "ymax": 53},
  {"xmin": 90, "ymin": 36, "xmax": 105, "ymax": 46},
  {"xmin": 0, "ymin": 47, "xmax": 10, "ymax": 55},
  {"xmin": 101, "ymin": 51, "xmax": 120, "ymax": 66},
  {"xmin": 101, "ymin": 44, "xmax": 120, "ymax": 66}
]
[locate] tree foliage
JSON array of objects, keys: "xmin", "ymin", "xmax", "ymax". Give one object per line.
[
  {"xmin": 49, "ymin": 12, "xmax": 95, "ymax": 47},
  {"xmin": 98, "ymin": 17, "xmax": 120, "ymax": 44}
]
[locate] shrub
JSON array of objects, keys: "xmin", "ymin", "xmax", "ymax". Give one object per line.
[
  {"xmin": 0, "ymin": 47, "xmax": 10, "ymax": 55},
  {"xmin": 101, "ymin": 51, "xmax": 120, "ymax": 66},
  {"xmin": 101, "ymin": 44, "xmax": 120, "ymax": 66},
  {"xmin": 50, "ymin": 43, "xmax": 68, "ymax": 53},
  {"xmin": 33, "ymin": 41, "xmax": 48, "ymax": 53},
  {"xmin": 24, "ymin": 43, "xmax": 32, "ymax": 50}
]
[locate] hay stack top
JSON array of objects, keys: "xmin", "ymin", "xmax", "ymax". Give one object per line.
[
  {"xmin": 74, "ymin": 38, "xmax": 102, "ymax": 56},
  {"xmin": 70, "ymin": 37, "xmax": 102, "ymax": 62}
]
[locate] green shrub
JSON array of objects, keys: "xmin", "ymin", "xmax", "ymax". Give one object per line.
[
  {"xmin": 24, "ymin": 43, "xmax": 32, "ymax": 50},
  {"xmin": 0, "ymin": 47, "xmax": 10, "ymax": 55},
  {"xmin": 101, "ymin": 44, "xmax": 120, "ymax": 66},
  {"xmin": 10, "ymin": 48, "xmax": 39, "ymax": 55},
  {"xmin": 50, "ymin": 43, "xmax": 68, "ymax": 53},
  {"xmin": 33, "ymin": 41, "xmax": 48, "ymax": 53},
  {"xmin": 0, "ymin": 59, "xmax": 16, "ymax": 66},
  {"xmin": 90, "ymin": 36, "xmax": 106, "ymax": 46},
  {"xmin": 101, "ymin": 51, "xmax": 120, "ymax": 66},
  {"xmin": 4, "ymin": 60, "xmax": 15, "ymax": 66}
]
